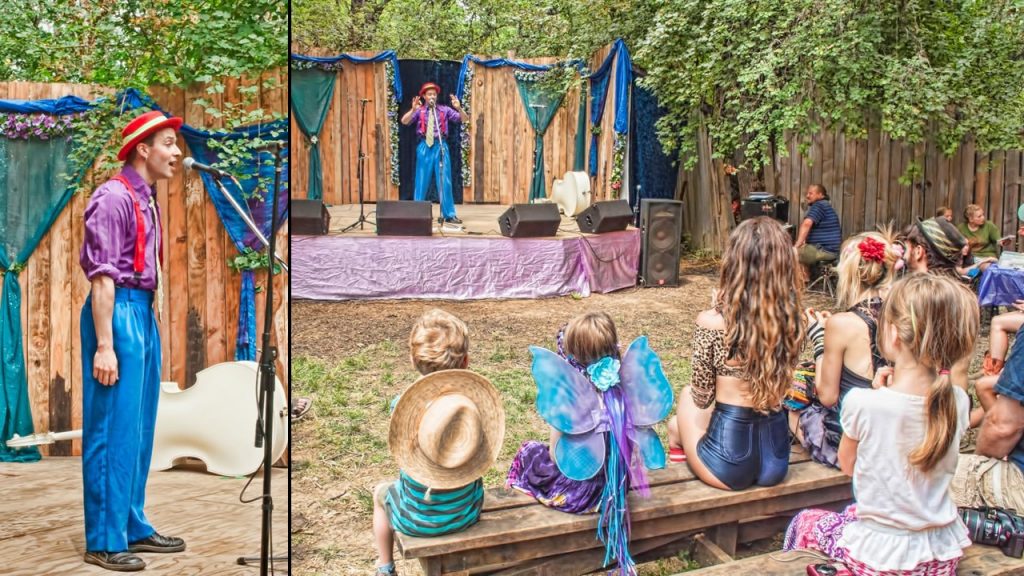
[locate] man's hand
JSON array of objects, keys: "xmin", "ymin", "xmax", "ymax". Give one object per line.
[
  {"xmin": 450, "ymin": 95, "xmax": 462, "ymax": 110},
  {"xmin": 93, "ymin": 344, "xmax": 118, "ymax": 386},
  {"xmin": 412, "ymin": 96, "xmax": 423, "ymax": 111}
]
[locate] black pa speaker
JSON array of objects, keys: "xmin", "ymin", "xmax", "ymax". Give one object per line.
[
  {"xmin": 376, "ymin": 201, "xmax": 432, "ymax": 236},
  {"xmin": 640, "ymin": 199, "xmax": 683, "ymax": 287},
  {"xmin": 292, "ymin": 199, "xmax": 330, "ymax": 235},
  {"xmin": 498, "ymin": 203, "xmax": 560, "ymax": 238},
  {"xmin": 576, "ymin": 200, "xmax": 634, "ymax": 234}
]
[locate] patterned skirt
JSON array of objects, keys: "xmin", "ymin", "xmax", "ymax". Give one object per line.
[
  {"xmin": 506, "ymin": 440, "xmax": 606, "ymax": 514},
  {"xmin": 784, "ymin": 505, "xmax": 961, "ymax": 576}
]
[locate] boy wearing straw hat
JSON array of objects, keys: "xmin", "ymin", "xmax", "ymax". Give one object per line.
[
  {"xmin": 79, "ymin": 110, "xmax": 185, "ymax": 571},
  {"xmin": 371, "ymin": 309, "xmax": 505, "ymax": 576}
]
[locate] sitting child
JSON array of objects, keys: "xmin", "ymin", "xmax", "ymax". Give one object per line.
[
  {"xmin": 667, "ymin": 217, "xmax": 804, "ymax": 491},
  {"xmin": 789, "ymin": 230, "xmax": 901, "ymax": 467},
  {"xmin": 508, "ymin": 311, "xmax": 673, "ymax": 575},
  {"xmin": 372, "ymin": 309, "xmax": 505, "ymax": 576},
  {"xmin": 784, "ymin": 274, "xmax": 977, "ymax": 575}
]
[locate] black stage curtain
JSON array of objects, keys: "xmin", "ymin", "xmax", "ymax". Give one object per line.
[
  {"xmin": 397, "ymin": 59, "xmax": 464, "ymax": 202},
  {"xmin": 629, "ymin": 84, "xmax": 678, "ymax": 216}
]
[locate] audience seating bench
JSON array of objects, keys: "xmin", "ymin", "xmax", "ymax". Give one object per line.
[
  {"xmin": 395, "ymin": 446, "xmax": 853, "ymax": 575},
  {"xmin": 684, "ymin": 541, "xmax": 1024, "ymax": 575}
]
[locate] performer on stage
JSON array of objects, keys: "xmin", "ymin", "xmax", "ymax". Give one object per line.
[
  {"xmin": 401, "ymin": 82, "xmax": 468, "ymax": 224},
  {"xmin": 79, "ymin": 110, "xmax": 186, "ymax": 572}
]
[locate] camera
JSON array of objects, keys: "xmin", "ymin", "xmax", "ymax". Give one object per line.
[
  {"xmin": 960, "ymin": 506, "xmax": 1024, "ymax": 558},
  {"xmin": 806, "ymin": 563, "xmax": 852, "ymax": 576}
]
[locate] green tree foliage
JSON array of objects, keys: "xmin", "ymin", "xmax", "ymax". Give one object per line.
[
  {"xmin": 636, "ymin": 0, "xmax": 1024, "ymax": 169},
  {"xmin": 0, "ymin": 0, "xmax": 287, "ymax": 88},
  {"xmin": 292, "ymin": 0, "xmax": 656, "ymax": 63}
]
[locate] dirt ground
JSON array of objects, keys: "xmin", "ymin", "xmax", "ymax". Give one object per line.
[{"xmin": 289, "ymin": 260, "xmax": 995, "ymax": 576}]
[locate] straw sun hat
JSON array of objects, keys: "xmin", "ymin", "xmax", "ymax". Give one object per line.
[{"xmin": 389, "ymin": 370, "xmax": 505, "ymax": 489}]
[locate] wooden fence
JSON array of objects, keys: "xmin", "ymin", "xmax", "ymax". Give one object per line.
[
  {"xmin": 290, "ymin": 45, "xmax": 624, "ymax": 205},
  {"xmin": 0, "ymin": 73, "xmax": 289, "ymax": 457},
  {"xmin": 681, "ymin": 121, "xmax": 1024, "ymax": 253}
]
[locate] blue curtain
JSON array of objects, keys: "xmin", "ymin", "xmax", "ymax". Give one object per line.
[
  {"xmin": 588, "ymin": 39, "xmax": 633, "ymax": 177},
  {"xmin": 0, "ymin": 117, "xmax": 86, "ymax": 461},
  {"xmin": 179, "ymin": 122, "xmax": 289, "ymax": 362},
  {"xmin": 291, "ymin": 51, "xmax": 403, "ymax": 102}
]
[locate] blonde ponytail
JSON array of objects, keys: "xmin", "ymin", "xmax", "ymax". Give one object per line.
[{"xmin": 908, "ymin": 372, "xmax": 958, "ymax": 472}]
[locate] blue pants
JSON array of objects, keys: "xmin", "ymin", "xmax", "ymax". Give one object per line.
[
  {"xmin": 414, "ymin": 139, "xmax": 456, "ymax": 219},
  {"xmin": 82, "ymin": 287, "xmax": 161, "ymax": 552}
]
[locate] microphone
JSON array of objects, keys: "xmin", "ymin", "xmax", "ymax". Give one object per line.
[
  {"xmin": 183, "ymin": 157, "xmax": 230, "ymax": 179},
  {"xmin": 360, "ymin": 98, "xmax": 371, "ymax": 103}
]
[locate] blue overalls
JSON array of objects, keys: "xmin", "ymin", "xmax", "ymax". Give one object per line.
[
  {"xmin": 413, "ymin": 108, "xmax": 457, "ymax": 220},
  {"xmin": 81, "ymin": 174, "xmax": 162, "ymax": 553}
]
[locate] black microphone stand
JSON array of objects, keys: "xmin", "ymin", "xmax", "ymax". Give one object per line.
[
  {"xmin": 205, "ymin": 145, "xmax": 286, "ymax": 573},
  {"xmin": 342, "ymin": 98, "xmax": 372, "ymax": 232}
]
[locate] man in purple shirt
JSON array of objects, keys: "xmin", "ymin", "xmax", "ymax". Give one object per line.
[
  {"xmin": 79, "ymin": 110, "xmax": 185, "ymax": 572},
  {"xmin": 400, "ymin": 82, "xmax": 468, "ymax": 224}
]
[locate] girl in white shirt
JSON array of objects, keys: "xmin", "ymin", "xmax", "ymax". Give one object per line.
[{"xmin": 783, "ymin": 273, "xmax": 977, "ymax": 575}]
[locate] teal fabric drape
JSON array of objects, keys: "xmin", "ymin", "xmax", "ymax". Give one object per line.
[
  {"xmin": 574, "ymin": 85, "xmax": 588, "ymax": 172},
  {"xmin": 0, "ymin": 137, "xmax": 76, "ymax": 462},
  {"xmin": 290, "ymin": 67, "xmax": 337, "ymax": 201},
  {"xmin": 515, "ymin": 79, "xmax": 566, "ymax": 202}
]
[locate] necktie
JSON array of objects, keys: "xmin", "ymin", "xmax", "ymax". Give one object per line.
[
  {"xmin": 426, "ymin": 107, "xmax": 436, "ymax": 147},
  {"xmin": 150, "ymin": 196, "xmax": 164, "ymax": 318}
]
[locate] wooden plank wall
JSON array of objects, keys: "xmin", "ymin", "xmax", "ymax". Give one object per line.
[
  {"xmin": 0, "ymin": 73, "xmax": 289, "ymax": 457},
  {"xmin": 290, "ymin": 45, "xmax": 625, "ymax": 205},
  {"xmin": 681, "ymin": 123, "xmax": 1024, "ymax": 253},
  {"xmin": 288, "ymin": 51, "xmax": 397, "ymax": 206}
]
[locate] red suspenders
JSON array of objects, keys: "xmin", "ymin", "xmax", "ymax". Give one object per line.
[{"xmin": 110, "ymin": 174, "xmax": 163, "ymax": 280}]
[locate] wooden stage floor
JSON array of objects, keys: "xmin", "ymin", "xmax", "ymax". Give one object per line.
[
  {"xmin": 325, "ymin": 203, "xmax": 630, "ymax": 239},
  {"xmin": 0, "ymin": 458, "xmax": 288, "ymax": 575}
]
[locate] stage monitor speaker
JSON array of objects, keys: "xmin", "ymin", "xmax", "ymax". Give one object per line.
[
  {"xmin": 640, "ymin": 199, "xmax": 683, "ymax": 287},
  {"xmin": 576, "ymin": 200, "xmax": 633, "ymax": 234},
  {"xmin": 498, "ymin": 203, "xmax": 560, "ymax": 238},
  {"xmin": 292, "ymin": 199, "xmax": 330, "ymax": 235},
  {"xmin": 376, "ymin": 201, "xmax": 433, "ymax": 236}
]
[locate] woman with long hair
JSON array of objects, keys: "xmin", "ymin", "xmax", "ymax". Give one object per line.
[
  {"xmin": 667, "ymin": 217, "xmax": 804, "ymax": 490},
  {"xmin": 790, "ymin": 228, "xmax": 902, "ymax": 467}
]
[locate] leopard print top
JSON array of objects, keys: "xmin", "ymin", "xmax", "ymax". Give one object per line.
[{"xmin": 690, "ymin": 326, "xmax": 745, "ymax": 409}]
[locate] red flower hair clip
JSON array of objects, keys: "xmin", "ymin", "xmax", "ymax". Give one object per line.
[{"xmin": 858, "ymin": 237, "xmax": 887, "ymax": 263}]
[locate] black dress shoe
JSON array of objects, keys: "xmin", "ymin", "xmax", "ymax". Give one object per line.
[
  {"xmin": 84, "ymin": 552, "xmax": 145, "ymax": 572},
  {"xmin": 128, "ymin": 532, "xmax": 186, "ymax": 553},
  {"xmin": 437, "ymin": 217, "xmax": 445, "ymax": 224},
  {"xmin": 447, "ymin": 217, "xmax": 463, "ymax": 225}
]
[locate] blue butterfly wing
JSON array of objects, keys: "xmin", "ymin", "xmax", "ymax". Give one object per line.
[
  {"xmin": 555, "ymin": 432, "xmax": 606, "ymax": 481},
  {"xmin": 634, "ymin": 427, "xmax": 667, "ymax": 470},
  {"xmin": 619, "ymin": 336, "xmax": 674, "ymax": 427},
  {"xmin": 531, "ymin": 346, "xmax": 601, "ymax": 435}
]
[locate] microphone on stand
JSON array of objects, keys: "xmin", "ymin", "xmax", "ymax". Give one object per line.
[{"xmin": 183, "ymin": 157, "xmax": 231, "ymax": 179}]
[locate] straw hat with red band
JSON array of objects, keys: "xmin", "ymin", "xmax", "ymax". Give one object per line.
[
  {"xmin": 117, "ymin": 110, "xmax": 183, "ymax": 162},
  {"xmin": 419, "ymin": 82, "xmax": 441, "ymax": 98}
]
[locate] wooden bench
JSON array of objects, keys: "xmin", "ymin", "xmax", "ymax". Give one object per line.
[
  {"xmin": 395, "ymin": 447, "xmax": 853, "ymax": 575},
  {"xmin": 684, "ymin": 543, "xmax": 1024, "ymax": 575}
]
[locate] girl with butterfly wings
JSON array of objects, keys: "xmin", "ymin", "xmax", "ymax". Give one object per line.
[{"xmin": 506, "ymin": 312, "xmax": 673, "ymax": 575}]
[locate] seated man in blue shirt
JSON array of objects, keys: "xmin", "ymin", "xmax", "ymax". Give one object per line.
[
  {"xmin": 952, "ymin": 322, "xmax": 1024, "ymax": 511},
  {"xmin": 794, "ymin": 184, "xmax": 842, "ymax": 278}
]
